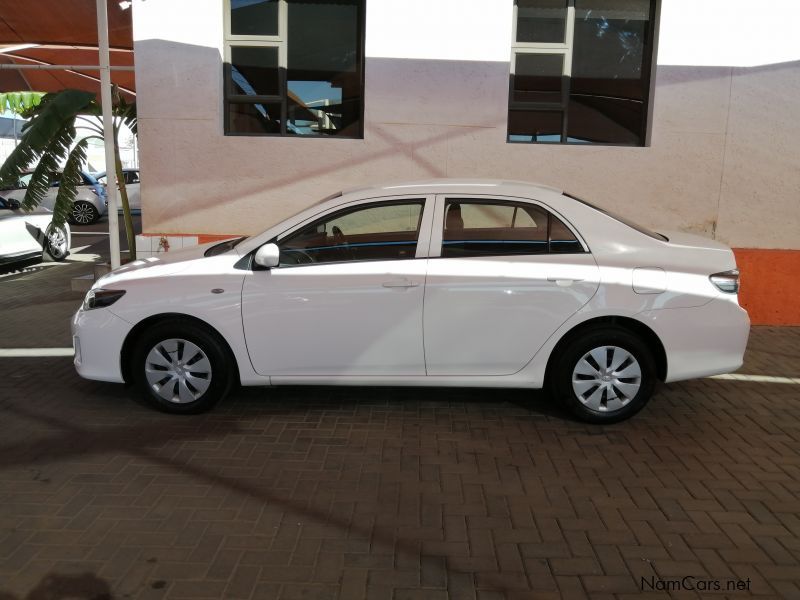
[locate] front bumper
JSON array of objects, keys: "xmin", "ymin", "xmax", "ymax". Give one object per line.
[{"xmin": 71, "ymin": 308, "xmax": 132, "ymax": 383}]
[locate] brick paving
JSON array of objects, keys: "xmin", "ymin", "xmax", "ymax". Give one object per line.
[{"xmin": 1, "ymin": 263, "xmax": 799, "ymax": 599}]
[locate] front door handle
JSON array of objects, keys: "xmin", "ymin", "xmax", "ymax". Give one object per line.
[{"xmin": 382, "ymin": 278, "xmax": 420, "ymax": 289}]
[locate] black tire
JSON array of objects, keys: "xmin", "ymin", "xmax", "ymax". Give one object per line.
[
  {"xmin": 44, "ymin": 224, "xmax": 69, "ymax": 261},
  {"xmin": 550, "ymin": 326, "xmax": 656, "ymax": 424},
  {"xmin": 70, "ymin": 201, "xmax": 99, "ymax": 225},
  {"xmin": 131, "ymin": 320, "xmax": 235, "ymax": 414}
]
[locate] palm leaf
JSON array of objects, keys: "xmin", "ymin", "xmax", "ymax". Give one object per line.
[
  {"xmin": 52, "ymin": 139, "xmax": 89, "ymax": 228},
  {"xmin": 0, "ymin": 89, "xmax": 95, "ymax": 209},
  {"xmin": 21, "ymin": 124, "xmax": 76, "ymax": 212},
  {"xmin": 115, "ymin": 95, "xmax": 137, "ymax": 136}
]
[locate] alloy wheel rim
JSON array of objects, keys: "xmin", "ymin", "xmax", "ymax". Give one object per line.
[
  {"xmin": 73, "ymin": 203, "xmax": 94, "ymax": 224},
  {"xmin": 47, "ymin": 227, "xmax": 67, "ymax": 258},
  {"xmin": 571, "ymin": 345, "xmax": 641, "ymax": 412},
  {"xmin": 145, "ymin": 338, "xmax": 212, "ymax": 403}
]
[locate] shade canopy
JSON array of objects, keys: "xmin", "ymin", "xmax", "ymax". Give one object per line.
[{"xmin": 0, "ymin": 0, "xmax": 135, "ymax": 97}]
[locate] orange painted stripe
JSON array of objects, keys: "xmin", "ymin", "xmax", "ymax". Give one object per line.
[
  {"xmin": 733, "ymin": 249, "xmax": 800, "ymax": 326},
  {"xmin": 197, "ymin": 234, "xmax": 240, "ymax": 244}
]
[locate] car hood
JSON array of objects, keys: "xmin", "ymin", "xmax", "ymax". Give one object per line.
[
  {"xmin": 0, "ymin": 209, "xmax": 53, "ymax": 221},
  {"xmin": 93, "ymin": 240, "xmax": 237, "ymax": 288}
]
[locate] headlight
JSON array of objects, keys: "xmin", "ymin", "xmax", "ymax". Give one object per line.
[
  {"xmin": 709, "ymin": 269, "xmax": 740, "ymax": 294},
  {"xmin": 83, "ymin": 288, "xmax": 126, "ymax": 310}
]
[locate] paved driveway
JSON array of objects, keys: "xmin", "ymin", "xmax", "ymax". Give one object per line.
[{"xmin": 0, "ymin": 261, "xmax": 798, "ymax": 599}]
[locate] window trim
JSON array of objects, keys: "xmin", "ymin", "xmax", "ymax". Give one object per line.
[
  {"xmin": 264, "ymin": 196, "xmax": 436, "ymax": 269},
  {"xmin": 429, "ymin": 194, "xmax": 589, "ymax": 259},
  {"xmin": 222, "ymin": 0, "xmax": 366, "ymax": 139},
  {"xmin": 507, "ymin": 0, "xmax": 661, "ymax": 147}
]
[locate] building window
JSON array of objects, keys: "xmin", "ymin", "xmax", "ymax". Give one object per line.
[
  {"xmin": 508, "ymin": 0, "xmax": 659, "ymax": 146},
  {"xmin": 224, "ymin": 0, "xmax": 365, "ymax": 137}
]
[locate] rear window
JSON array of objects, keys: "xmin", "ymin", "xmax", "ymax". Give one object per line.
[{"xmin": 564, "ymin": 192, "xmax": 668, "ymax": 241}]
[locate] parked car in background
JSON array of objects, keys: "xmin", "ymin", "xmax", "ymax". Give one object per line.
[
  {"xmin": 72, "ymin": 180, "xmax": 750, "ymax": 423},
  {"xmin": 0, "ymin": 170, "xmax": 107, "ymax": 225},
  {"xmin": 94, "ymin": 169, "xmax": 140, "ymax": 214},
  {"xmin": 0, "ymin": 197, "xmax": 70, "ymax": 265}
]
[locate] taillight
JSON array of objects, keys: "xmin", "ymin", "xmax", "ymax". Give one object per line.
[{"xmin": 710, "ymin": 269, "xmax": 739, "ymax": 294}]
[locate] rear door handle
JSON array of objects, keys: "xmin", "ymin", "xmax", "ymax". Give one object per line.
[{"xmin": 382, "ymin": 278, "xmax": 420, "ymax": 289}]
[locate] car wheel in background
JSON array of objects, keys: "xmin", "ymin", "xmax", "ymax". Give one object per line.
[
  {"xmin": 44, "ymin": 223, "xmax": 69, "ymax": 261},
  {"xmin": 551, "ymin": 327, "xmax": 656, "ymax": 424},
  {"xmin": 132, "ymin": 321, "xmax": 235, "ymax": 414},
  {"xmin": 71, "ymin": 201, "xmax": 99, "ymax": 225}
]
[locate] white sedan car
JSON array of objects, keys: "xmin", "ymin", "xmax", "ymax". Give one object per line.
[
  {"xmin": 0, "ymin": 197, "xmax": 70, "ymax": 266},
  {"xmin": 72, "ymin": 180, "xmax": 749, "ymax": 423}
]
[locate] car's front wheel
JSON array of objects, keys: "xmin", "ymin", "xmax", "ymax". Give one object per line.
[
  {"xmin": 132, "ymin": 322, "xmax": 235, "ymax": 414},
  {"xmin": 70, "ymin": 201, "xmax": 99, "ymax": 225},
  {"xmin": 44, "ymin": 223, "xmax": 69, "ymax": 261},
  {"xmin": 551, "ymin": 327, "xmax": 656, "ymax": 424}
]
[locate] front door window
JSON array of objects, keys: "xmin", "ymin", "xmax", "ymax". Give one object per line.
[{"xmin": 278, "ymin": 201, "xmax": 424, "ymax": 266}]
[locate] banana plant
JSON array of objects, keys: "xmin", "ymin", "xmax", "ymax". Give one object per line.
[
  {"xmin": 0, "ymin": 88, "xmax": 138, "ymax": 260},
  {"xmin": 0, "ymin": 91, "xmax": 45, "ymax": 114}
]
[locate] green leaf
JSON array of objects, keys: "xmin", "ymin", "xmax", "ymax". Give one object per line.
[
  {"xmin": 0, "ymin": 90, "xmax": 95, "ymax": 208},
  {"xmin": 0, "ymin": 91, "xmax": 44, "ymax": 115},
  {"xmin": 52, "ymin": 139, "xmax": 89, "ymax": 228},
  {"xmin": 21, "ymin": 124, "xmax": 76, "ymax": 212}
]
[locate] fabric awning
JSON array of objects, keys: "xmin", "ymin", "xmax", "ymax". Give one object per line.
[{"xmin": 0, "ymin": 0, "xmax": 135, "ymax": 96}]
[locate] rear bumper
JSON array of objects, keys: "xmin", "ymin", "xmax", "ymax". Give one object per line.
[
  {"xmin": 639, "ymin": 297, "xmax": 750, "ymax": 383},
  {"xmin": 71, "ymin": 307, "xmax": 131, "ymax": 383}
]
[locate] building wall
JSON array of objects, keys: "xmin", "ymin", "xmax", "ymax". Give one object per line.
[{"xmin": 132, "ymin": 0, "xmax": 800, "ymax": 323}]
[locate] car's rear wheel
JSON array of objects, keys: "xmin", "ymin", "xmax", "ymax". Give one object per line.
[
  {"xmin": 71, "ymin": 201, "xmax": 99, "ymax": 225},
  {"xmin": 132, "ymin": 322, "xmax": 234, "ymax": 414},
  {"xmin": 551, "ymin": 327, "xmax": 656, "ymax": 423},
  {"xmin": 44, "ymin": 223, "xmax": 69, "ymax": 261}
]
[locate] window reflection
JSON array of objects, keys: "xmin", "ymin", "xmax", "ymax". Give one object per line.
[
  {"xmin": 517, "ymin": 0, "xmax": 569, "ymax": 43},
  {"xmin": 508, "ymin": 0, "xmax": 657, "ymax": 146},
  {"xmin": 568, "ymin": 1, "xmax": 651, "ymax": 144},
  {"xmin": 286, "ymin": 0, "xmax": 362, "ymax": 136},
  {"xmin": 230, "ymin": 0, "xmax": 279, "ymax": 36},
  {"xmin": 224, "ymin": 0, "xmax": 364, "ymax": 137}
]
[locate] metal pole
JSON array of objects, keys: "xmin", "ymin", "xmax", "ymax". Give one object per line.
[{"xmin": 96, "ymin": 0, "xmax": 121, "ymax": 269}]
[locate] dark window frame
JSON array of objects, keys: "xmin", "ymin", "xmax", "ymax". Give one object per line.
[
  {"xmin": 223, "ymin": 0, "xmax": 367, "ymax": 139},
  {"xmin": 507, "ymin": 0, "xmax": 661, "ymax": 147},
  {"xmin": 440, "ymin": 198, "xmax": 587, "ymax": 258}
]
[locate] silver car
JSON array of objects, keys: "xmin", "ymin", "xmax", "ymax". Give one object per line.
[{"xmin": 0, "ymin": 170, "xmax": 108, "ymax": 225}]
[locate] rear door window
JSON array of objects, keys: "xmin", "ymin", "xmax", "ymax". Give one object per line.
[{"xmin": 442, "ymin": 199, "xmax": 583, "ymax": 257}]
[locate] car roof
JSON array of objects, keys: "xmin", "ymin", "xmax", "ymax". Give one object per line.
[
  {"xmin": 339, "ymin": 178, "xmax": 562, "ymax": 200},
  {"xmin": 237, "ymin": 179, "xmax": 569, "ymax": 256}
]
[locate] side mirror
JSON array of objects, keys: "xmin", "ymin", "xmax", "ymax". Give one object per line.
[
  {"xmin": 254, "ymin": 243, "xmax": 280, "ymax": 269},
  {"xmin": 7, "ymin": 198, "xmax": 21, "ymax": 210}
]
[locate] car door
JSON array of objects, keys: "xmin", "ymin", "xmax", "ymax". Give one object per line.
[
  {"xmin": 125, "ymin": 171, "xmax": 141, "ymax": 211},
  {"xmin": 423, "ymin": 195, "xmax": 600, "ymax": 376},
  {"xmin": 0, "ymin": 203, "xmax": 43, "ymax": 257},
  {"xmin": 241, "ymin": 196, "xmax": 434, "ymax": 377}
]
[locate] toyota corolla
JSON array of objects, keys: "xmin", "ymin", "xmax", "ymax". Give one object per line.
[{"xmin": 72, "ymin": 180, "xmax": 750, "ymax": 423}]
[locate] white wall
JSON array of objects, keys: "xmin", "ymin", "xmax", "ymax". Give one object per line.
[{"xmin": 132, "ymin": 0, "xmax": 800, "ymax": 249}]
